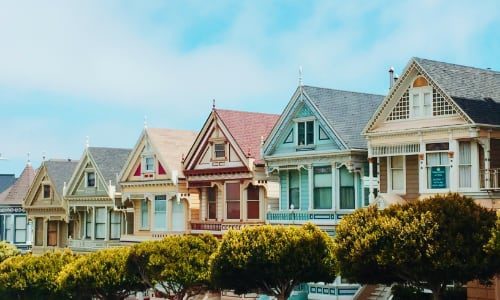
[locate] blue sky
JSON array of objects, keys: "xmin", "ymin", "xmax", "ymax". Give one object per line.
[{"xmin": 1, "ymin": 0, "xmax": 500, "ymax": 176}]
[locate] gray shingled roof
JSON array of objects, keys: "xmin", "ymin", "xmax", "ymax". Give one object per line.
[
  {"xmin": 45, "ymin": 160, "xmax": 79, "ymax": 197},
  {"xmin": 415, "ymin": 57, "xmax": 500, "ymax": 125},
  {"xmin": 303, "ymin": 86, "xmax": 384, "ymax": 149},
  {"xmin": 0, "ymin": 164, "xmax": 35, "ymax": 205},
  {"xmin": 0, "ymin": 174, "xmax": 16, "ymax": 193},
  {"xmin": 88, "ymin": 147, "xmax": 131, "ymax": 189}
]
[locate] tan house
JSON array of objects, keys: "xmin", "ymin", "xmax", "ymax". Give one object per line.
[
  {"xmin": 23, "ymin": 159, "xmax": 78, "ymax": 253},
  {"xmin": 65, "ymin": 146, "xmax": 131, "ymax": 252},
  {"xmin": 119, "ymin": 128, "xmax": 198, "ymax": 242},
  {"xmin": 183, "ymin": 108, "xmax": 280, "ymax": 235},
  {"xmin": 363, "ymin": 57, "xmax": 500, "ymax": 299}
]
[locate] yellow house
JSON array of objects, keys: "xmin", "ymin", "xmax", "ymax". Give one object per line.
[
  {"xmin": 119, "ymin": 128, "xmax": 198, "ymax": 243},
  {"xmin": 23, "ymin": 159, "xmax": 78, "ymax": 253}
]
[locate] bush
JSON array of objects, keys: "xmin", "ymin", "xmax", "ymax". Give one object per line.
[
  {"xmin": 0, "ymin": 241, "xmax": 20, "ymax": 263},
  {"xmin": 391, "ymin": 284, "xmax": 466, "ymax": 300}
]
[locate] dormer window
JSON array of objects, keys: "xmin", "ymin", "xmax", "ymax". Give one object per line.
[
  {"xmin": 410, "ymin": 76, "xmax": 432, "ymax": 118},
  {"xmin": 297, "ymin": 120, "xmax": 314, "ymax": 146},
  {"xmin": 86, "ymin": 172, "xmax": 96, "ymax": 187},
  {"xmin": 143, "ymin": 156, "xmax": 155, "ymax": 173},
  {"xmin": 43, "ymin": 184, "xmax": 51, "ymax": 199},
  {"xmin": 214, "ymin": 143, "xmax": 225, "ymax": 159}
]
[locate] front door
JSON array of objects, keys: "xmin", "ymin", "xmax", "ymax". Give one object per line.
[{"xmin": 171, "ymin": 201, "xmax": 186, "ymax": 232}]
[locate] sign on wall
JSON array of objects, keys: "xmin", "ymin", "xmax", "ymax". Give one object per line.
[{"xmin": 430, "ymin": 166, "xmax": 447, "ymax": 189}]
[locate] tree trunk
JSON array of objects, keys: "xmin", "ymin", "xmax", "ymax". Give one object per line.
[{"xmin": 431, "ymin": 286, "xmax": 444, "ymax": 300}]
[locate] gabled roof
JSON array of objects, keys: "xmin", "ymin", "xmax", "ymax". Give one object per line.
[
  {"xmin": 0, "ymin": 164, "xmax": 35, "ymax": 205},
  {"xmin": 0, "ymin": 174, "xmax": 16, "ymax": 193},
  {"xmin": 44, "ymin": 159, "xmax": 79, "ymax": 197},
  {"xmin": 303, "ymin": 86, "xmax": 384, "ymax": 149},
  {"xmin": 414, "ymin": 58, "xmax": 500, "ymax": 125},
  {"xmin": 87, "ymin": 147, "xmax": 131, "ymax": 187},
  {"xmin": 215, "ymin": 109, "xmax": 279, "ymax": 161}
]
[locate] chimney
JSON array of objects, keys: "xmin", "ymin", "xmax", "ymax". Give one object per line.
[{"xmin": 389, "ymin": 67, "xmax": 395, "ymax": 89}]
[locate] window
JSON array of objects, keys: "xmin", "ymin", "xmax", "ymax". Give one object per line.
[
  {"xmin": 426, "ymin": 143, "xmax": 450, "ymax": 189},
  {"xmin": 207, "ymin": 187, "xmax": 217, "ymax": 219},
  {"xmin": 289, "ymin": 170, "xmax": 300, "ymax": 209},
  {"xmin": 410, "ymin": 87, "xmax": 432, "ymax": 118},
  {"xmin": 284, "ymin": 130, "xmax": 294, "ymax": 144},
  {"xmin": 47, "ymin": 221, "xmax": 58, "ymax": 246},
  {"xmin": 390, "ymin": 156, "xmax": 405, "ymax": 191},
  {"xmin": 297, "ymin": 121, "xmax": 314, "ymax": 146},
  {"xmin": 339, "ymin": 167, "xmax": 355, "ymax": 209},
  {"xmin": 43, "ymin": 184, "xmax": 51, "ymax": 199},
  {"xmin": 110, "ymin": 211, "xmax": 121, "ymax": 239},
  {"xmin": 141, "ymin": 199, "xmax": 149, "ymax": 229},
  {"xmin": 318, "ymin": 126, "xmax": 330, "ymax": 140},
  {"xmin": 35, "ymin": 218, "xmax": 43, "ymax": 246},
  {"xmin": 154, "ymin": 195, "xmax": 167, "ymax": 230},
  {"xmin": 247, "ymin": 185, "xmax": 260, "ymax": 219},
  {"xmin": 95, "ymin": 207, "xmax": 106, "ymax": 239},
  {"xmin": 214, "ymin": 143, "xmax": 225, "ymax": 158},
  {"xmin": 14, "ymin": 216, "xmax": 26, "ymax": 243},
  {"xmin": 144, "ymin": 156, "xmax": 154, "ymax": 172},
  {"xmin": 313, "ymin": 166, "xmax": 332, "ymax": 209},
  {"xmin": 226, "ymin": 183, "xmax": 240, "ymax": 219},
  {"xmin": 459, "ymin": 142, "xmax": 472, "ymax": 188},
  {"xmin": 86, "ymin": 210, "xmax": 93, "ymax": 238},
  {"xmin": 86, "ymin": 172, "xmax": 96, "ymax": 187},
  {"xmin": 0, "ymin": 215, "xmax": 3, "ymax": 240},
  {"xmin": 4, "ymin": 216, "xmax": 12, "ymax": 241}
]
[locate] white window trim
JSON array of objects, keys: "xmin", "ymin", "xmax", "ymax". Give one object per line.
[
  {"xmin": 142, "ymin": 155, "xmax": 155, "ymax": 173},
  {"xmin": 336, "ymin": 166, "xmax": 358, "ymax": 212},
  {"xmin": 294, "ymin": 116, "xmax": 317, "ymax": 148},
  {"xmin": 225, "ymin": 181, "xmax": 242, "ymax": 220},
  {"xmin": 85, "ymin": 171, "xmax": 96, "ymax": 188},
  {"xmin": 457, "ymin": 141, "xmax": 477, "ymax": 192},
  {"xmin": 311, "ymin": 165, "xmax": 334, "ymax": 211},
  {"xmin": 388, "ymin": 156, "xmax": 406, "ymax": 195},
  {"xmin": 152, "ymin": 194, "xmax": 168, "ymax": 231},
  {"xmin": 409, "ymin": 86, "xmax": 433, "ymax": 119}
]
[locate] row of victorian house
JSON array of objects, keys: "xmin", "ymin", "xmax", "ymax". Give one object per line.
[{"xmin": 1, "ymin": 57, "xmax": 499, "ymax": 300}]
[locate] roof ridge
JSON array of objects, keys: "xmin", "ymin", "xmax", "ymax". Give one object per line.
[
  {"xmin": 88, "ymin": 146, "xmax": 131, "ymax": 151},
  {"xmin": 414, "ymin": 57, "xmax": 500, "ymax": 74},
  {"xmin": 302, "ymin": 85, "xmax": 385, "ymax": 97},
  {"xmin": 215, "ymin": 108, "xmax": 280, "ymax": 116}
]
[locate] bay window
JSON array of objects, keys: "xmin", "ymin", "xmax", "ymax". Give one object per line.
[
  {"xmin": 313, "ymin": 166, "xmax": 332, "ymax": 209},
  {"xmin": 459, "ymin": 141, "xmax": 472, "ymax": 188},
  {"xmin": 14, "ymin": 216, "xmax": 26, "ymax": 243},
  {"xmin": 207, "ymin": 187, "xmax": 217, "ymax": 220},
  {"xmin": 86, "ymin": 210, "xmax": 93, "ymax": 238},
  {"xmin": 4, "ymin": 216, "xmax": 12, "ymax": 241},
  {"xmin": 247, "ymin": 185, "xmax": 260, "ymax": 219},
  {"xmin": 154, "ymin": 195, "xmax": 167, "ymax": 231},
  {"xmin": 226, "ymin": 183, "xmax": 240, "ymax": 219},
  {"xmin": 339, "ymin": 167, "xmax": 355, "ymax": 210},
  {"xmin": 426, "ymin": 143, "xmax": 450, "ymax": 189},
  {"xmin": 95, "ymin": 207, "xmax": 106, "ymax": 239},
  {"xmin": 390, "ymin": 156, "xmax": 405, "ymax": 191},
  {"xmin": 289, "ymin": 170, "xmax": 300, "ymax": 209},
  {"xmin": 110, "ymin": 212, "xmax": 121, "ymax": 240}
]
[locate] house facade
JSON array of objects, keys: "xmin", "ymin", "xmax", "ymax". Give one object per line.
[
  {"xmin": 183, "ymin": 108, "xmax": 280, "ymax": 236},
  {"xmin": 0, "ymin": 163, "xmax": 35, "ymax": 251},
  {"xmin": 23, "ymin": 159, "xmax": 78, "ymax": 254},
  {"xmin": 363, "ymin": 58, "xmax": 500, "ymax": 300},
  {"xmin": 262, "ymin": 85, "xmax": 384, "ymax": 299},
  {"xmin": 65, "ymin": 147, "xmax": 131, "ymax": 252},
  {"xmin": 119, "ymin": 128, "xmax": 198, "ymax": 243}
]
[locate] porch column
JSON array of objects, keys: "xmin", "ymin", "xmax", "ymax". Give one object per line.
[
  {"xmin": 449, "ymin": 139, "xmax": 459, "ymax": 191},
  {"xmin": 104, "ymin": 207, "xmax": 109, "ymax": 241},
  {"xmin": 480, "ymin": 137, "xmax": 491, "ymax": 189},
  {"xmin": 368, "ymin": 157, "xmax": 375, "ymax": 203}
]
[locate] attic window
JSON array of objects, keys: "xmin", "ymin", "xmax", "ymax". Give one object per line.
[
  {"xmin": 43, "ymin": 185, "xmax": 51, "ymax": 199},
  {"xmin": 143, "ymin": 156, "xmax": 155, "ymax": 172},
  {"xmin": 412, "ymin": 76, "xmax": 429, "ymax": 87},
  {"xmin": 86, "ymin": 172, "xmax": 96, "ymax": 187},
  {"xmin": 214, "ymin": 143, "xmax": 225, "ymax": 158}
]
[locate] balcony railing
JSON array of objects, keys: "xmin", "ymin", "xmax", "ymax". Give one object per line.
[
  {"xmin": 68, "ymin": 239, "xmax": 121, "ymax": 252},
  {"xmin": 480, "ymin": 168, "xmax": 500, "ymax": 190},
  {"xmin": 190, "ymin": 221, "xmax": 264, "ymax": 234},
  {"xmin": 266, "ymin": 210, "xmax": 349, "ymax": 225}
]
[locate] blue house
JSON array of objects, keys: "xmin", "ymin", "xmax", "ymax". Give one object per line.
[{"xmin": 262, "ymin": 84, "xmax": 383, "ymax": 299}]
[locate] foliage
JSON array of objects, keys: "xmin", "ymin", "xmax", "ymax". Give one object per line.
[
  {"xmin": 128, "ymin": 234, "xmax": 218, "ymax": 300},
  {"xmin": 0, "ymin": 249, "xmax": 76, "ymax": 299},
  {"xmin": 0, "ymin": 241, "xmax": 20, "ymax": 263},
  {"xmin": 210, "ymin": 224, "xmax": 336, "ymax": 300},
  {"xmin": 391, "ymin": 284, "xmax": 466, "ymax": 300},
  {"xmin": 58, "ymin": 247, "xmax": 143, "ymax": 300},
  {"xmin": 484, "ymin": 212, "xmax": 500, "ymax": 274},
  {"xmin": 334, "ymin": 193, "xmax": 497, "ymax": 300}
]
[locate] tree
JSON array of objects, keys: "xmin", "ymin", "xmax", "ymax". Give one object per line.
[
  {"xmin": 127, "ymin": 234, "xmax": 218, "ymax": 300},
  {"xmin": 58, "ymin": 247, "xmax": 143, "ymax": 300},
  {"xmin": 0, "ymin": 241, "xmax": 20, "ymax": 263},
  {"xmin": 334, "ymin": 193, "xmax": 498, "ymax": 300},
  {"xmin": 210, "ymin": 224, "xmax": 336, "ymax": 300},
  {"xmin": 0, "ymin": 249, "xmax": 75, "ymax": 299}
]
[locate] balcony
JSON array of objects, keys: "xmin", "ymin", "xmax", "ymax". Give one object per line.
[
  {"xmin": 266, "ymin": 210, "xmax": 349, "ymax": 226},
  {"xmin": 480, "ymin": 168, "xmax": 500, "ymax": 191},
  {"xmin": 190, "ymin": 221, "xmax": 264, "ymax": 235},
  {"xmin": 307, "ymin": 283, "xmax": 360, "ymax": 300},
  {"xmin": 68, "ymin": 238, "xmax": 122, "ymax": 252}
]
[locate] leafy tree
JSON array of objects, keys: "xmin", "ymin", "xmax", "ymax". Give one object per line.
[
  {"xmin": 0, "ymin": 249, "xmax": 75, "ymax": 299},
  {"xmin": 334, "ymin": 193, "xmax": 497, "ymax": 300},
  {"xmin": 210, "ymin": 224, "xmax": 336, "ymax": 300},
  {"xmin": 127, "ymin": 234, "xmax": 218, "ymax": 300},
  {"xmin": 58, "ymin": 247, "xmax": 143, "ymax": 300},
  {"xmin": 0, "ymin": 241, "xmax": 20, "ymax": 263}
]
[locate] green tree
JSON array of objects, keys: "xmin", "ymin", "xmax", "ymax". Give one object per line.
[
  {"xmin": 127, "ymin": 234, "xmax": 218, "ymax": 300},
  {"xmin": 0, "ymin": 241, "xmax": 20, "ymax": 263},
  {"xmin": 210, "ymin": 224, "xmax": 336, "ymax": 300},
  {"xmin": 334, "ymin": 193, "xmax": 498, "ymax": 300},
  {"xmin": 58, "ymin": 247, "xmax": 143, "ymax": 300},
  {"xmin": 0, "ymin": 249, "xmax": 75, "ymax": 299}
]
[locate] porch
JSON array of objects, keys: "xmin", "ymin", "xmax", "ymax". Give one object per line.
[
  {"xmin": 480, "ymin": 168, "xmax": 500, "ymax": 191},
  {"xmin": 266, "ymin": 210, "xmax": 350, "ymax": 226},
  {"xmin": 68, "ymin": 238, "xmax": 122, "ymax": 252},
  {"xmin": 189, "ymin": 221, "xmax": 264, "ymax": 235}
]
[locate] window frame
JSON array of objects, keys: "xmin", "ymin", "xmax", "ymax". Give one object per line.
[
  {"xmin": 35, "ymin": 217, "xmax": 43, "ymax": 246},
  {"xmin": 153, "ymin": 195, "xmax": 167, "ymax": 231},
  {"xmin": 296, "ymin": 120, "xmax": 315, "ymax": 147},
  {"xmin": 14, "ymin": 215, "xmax": 27, "ymax": 244},
  {"xmin": 213, "ymin": 142, "xmax": 226, "ymax": 160},
  {"xmin": 140, "ymin": 199, "xmax": 149, "ymax": 230},
  {"xmin": 409, "ymin": 85, "xmax": 433, "ymax": 119},
  {"xmin": 225, "ymin": 182, "xmax": 241, "ymax": 220},
  {"xmin": 47, "ymin": 221, "xmax": 58, "ymax": 246},
  {"xmin": 109, "ymin": 211, "xmax": 121, "ymax": 240},
  {"xmin": 143, "ymin": 156, "xmax": 155, "ymax": 173},
  {"xmin": 85, "ymin": 210, "xmax": 93, "ymax": 239},
  {"xmin": 4, "ymin": 215, "xmax": 12, "ymax": 242},
  {"xmin": 94, "ymin": 207, "xmax": 106, "ymax": 239},
  {"xmin": 424, "ymin": 142, "xmax": 451, "ymax": 192},
  {"xmin": 313, "ymin": 166, "xmax": 333, "ymax": 210},
  {"xmin": 388, "ymin": 155, "xmax": 406, "ymax": 194},
  {"xmin": 246, "ymin": 185, "xmax": 260, "ymax": 219},
  {"xmin": 207, "ymin": 187, "xmax": 217, "ymax": 220},
  {"xmin": 86, "ymin": 171, "xmax": 96, "ymax": 188},
  {"xmin": 288, "ymin": 170, "xmax": 300, "ymax": 210},
  {"xmin": 338, "ymin": 166, "xmax": 357, "ymax": 211},
  {"xmin": 43, "ymin": 184, "xmax": 51, "ymax": 199},
  {"xmin": 458, "ymin": 141, "xmax": 473, "ymax": 190}
]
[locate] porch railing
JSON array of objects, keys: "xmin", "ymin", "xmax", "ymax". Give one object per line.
[
  {"xmin": 190, "ymin": 221, "xmax": 263, "ymax": 234},
  {"xmin": 266, "ymin": 210, "xmax": 348, "ymax": 225},
  {"xmin": 480, "ymin": 168, "xmax": 500, "ymax": 190}
]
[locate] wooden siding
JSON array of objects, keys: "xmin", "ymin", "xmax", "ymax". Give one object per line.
[
  {"xmin": 379, "ymin": 158, "xmax": 387, "ymax": 193},
  {"xmin": 403, "ymin": 155, "xmax": 419, "ymax": 201}
]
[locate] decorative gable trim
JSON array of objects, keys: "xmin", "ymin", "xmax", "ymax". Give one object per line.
[
  {"xmin": 66, "ymin": 148, "xmax": 110, "ymax": 197},
  {"xmin": 364, "ymin": 59, "xmax": 473, "ymax": 134},
  {"xmin": 23, "ymin": 165, "xmax": 58, "ymax": 207}
]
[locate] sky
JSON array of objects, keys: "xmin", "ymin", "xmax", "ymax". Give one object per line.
[{"xmin": 1, "ymin": 0, "xmax": 500, "ymax": 176}]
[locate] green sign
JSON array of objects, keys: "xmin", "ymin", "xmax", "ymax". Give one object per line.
[{"xmin": 430, "ymin": 166, "xmax": 447, "ymax": 189}]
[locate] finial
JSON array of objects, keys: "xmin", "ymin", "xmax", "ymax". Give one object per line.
[
  {"xmin": 212, "ymin": 99, "xmax": 216, "ymax": 110},
  {"xmin": 42, "ymin": 152, "xmax": 46, "ymax": 162},
  {"xmin": 299, "ymin": 66, "xmax": 303, "ymax": 86},
  {"xmin": 85, "ymin": 136, "xmax": 90, "ymax": 148},
  {"xmin": 144, "ymin": 115, "xmax": 148, "ymax": 129},
  {"xmin": 27, "ymin": 152, "xmax": 31, "ymax": 165}
]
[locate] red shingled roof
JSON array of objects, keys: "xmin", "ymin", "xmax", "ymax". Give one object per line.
[
  {"xmin": 215, "ymin": 109, "xmax": 279, "ymax": 162},
  {"xmin": 0, "ymin": 164, "xmax": 35, "ymax": 205}
]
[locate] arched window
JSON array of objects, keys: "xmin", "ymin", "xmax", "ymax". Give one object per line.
[{"xmin": 412, "ymin": 76, "xmax": 429, "ymax": 87}]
